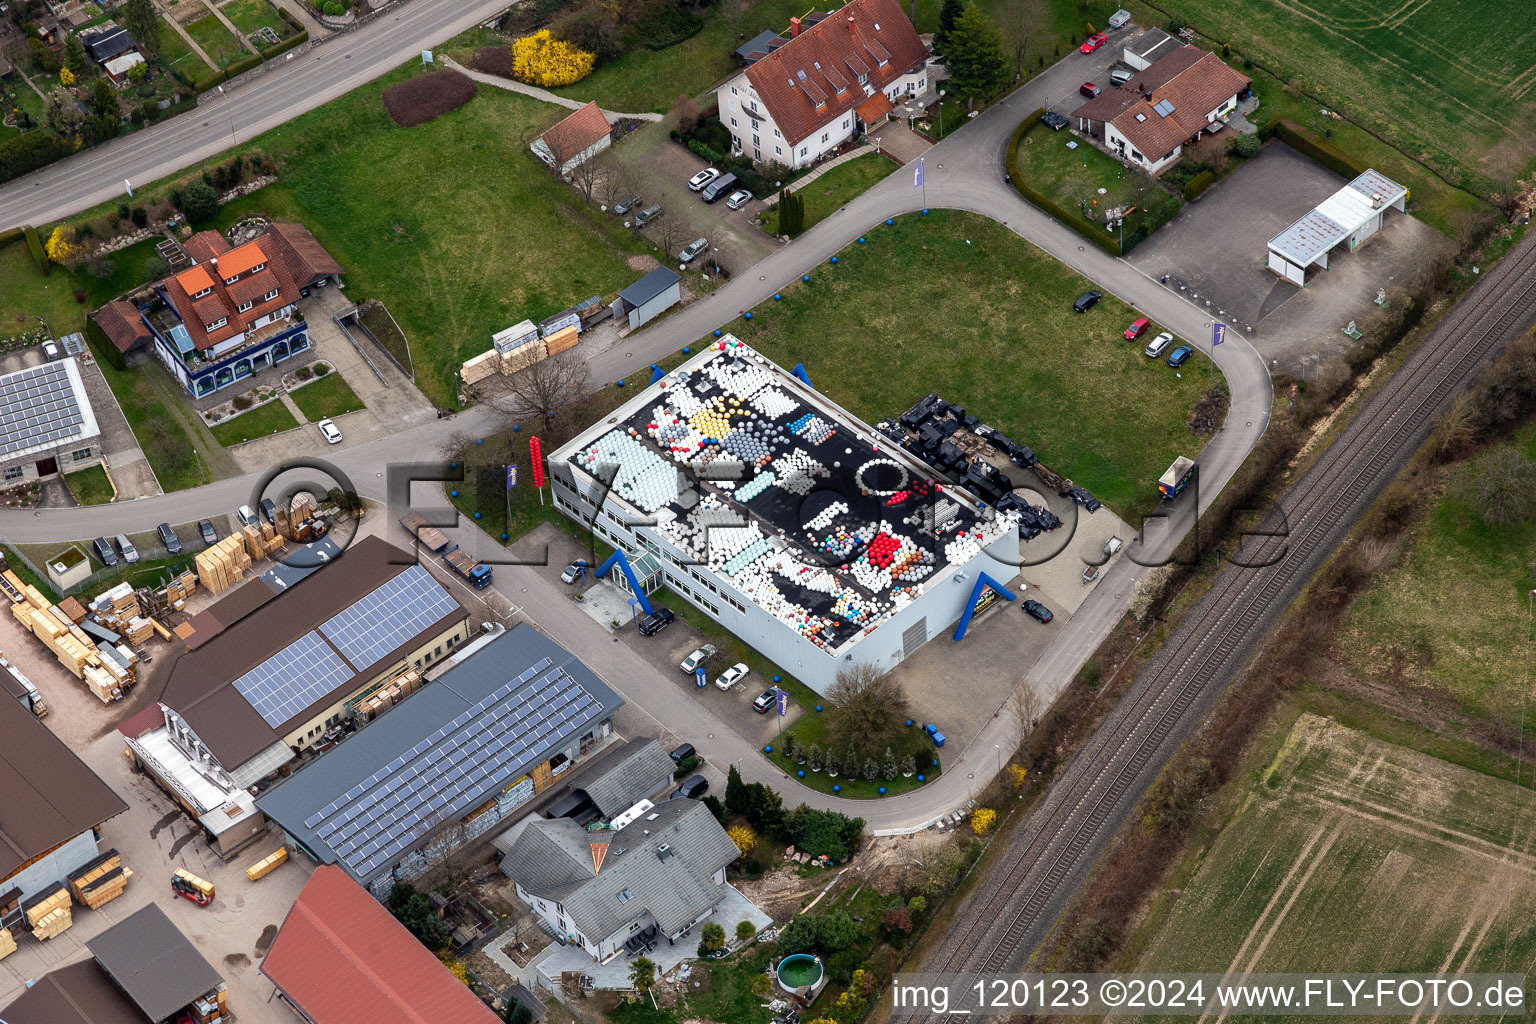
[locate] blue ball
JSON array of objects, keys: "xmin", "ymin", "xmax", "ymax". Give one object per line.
[
  {"xmin": 918, "ymin": 774, "xmax": 925, "ymax": 782},
  {"xmin": 713, "ymin": 330, "xmax": 722, "ymax": 337},
  {"xmin": 774, "ymin": 293, "xmax": 782, "ymax": 301},
  {"xmin": 744, "ymin": 312, "xmax": 753, "ymax": 320},
  {"xmin": 473, "ymin": 512, "xmax": 481, "ymax": 520},
  {"xmin": 501, "ymin": 532, "xmax": 509, "ymax": 540},
  {"xmin": 932, "ymin": 759, "xmax": 939, "ymax": 767},
  {"xmin": 764, "ymin": 745, "xmax": 772, "ymax": 753},
  {"xmin": 773, "ymin": 675, "xmax": 781, "ymax": 682},
  {"xmin": 802, "ymin": 274, "xmax": 810, "ymax": 282},
  {"xmin": 450, "ymin": 489, "xmax": 459, "ymax": 497},
  {"xmin": 905, "ymin": 719, "xmax": 913, "ymax": 727},
  {"xmin": 683, "ymin": 346, "xmax": 691, "ymax": 353},
  {"xmin": 833, "ymin": 784, "xmax": 840, "ymax": 792},
  {"xmin": 798, "ymin": 770, "xmax": 805, "ymax": 777},
  {"xmin": 511, "ymin": 425, "xmax": 519, "ymax": 432},
  {"xmin": 476, "ymin": 438, "xmax": 483, "ymax": 445},
  {"xmin": 617, "ymin": 380, "xmax": 625, "ymax": 387},
  {"xmin": 878, "ymin": 786, "xmax": 886, "ymax": 794},
  {"xmin": 830, "ymin": 256, "xmax": 838, "ymax": 264},
  {"xmin": 815, "ymin": 704, "xmax": 823, "ymax": 712},
  {"xmin": 885, "ymin": 219, "xmax": 893, "ymax": 226},
  {"xmin": 922, "ymin": 208, "xmax": 929, "ymax": 215},
  {"xmin": 858, "ymin": 237, "xmax": 865, "ymax": 244},
  {"xmin": 449, "ymin": 462, "xmax": 458, "ymax": 469}
]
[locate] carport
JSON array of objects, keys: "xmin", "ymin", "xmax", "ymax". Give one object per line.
[{"xmin": 1266, "ymin": 169, "xmax": 1407, "ymax": 286}]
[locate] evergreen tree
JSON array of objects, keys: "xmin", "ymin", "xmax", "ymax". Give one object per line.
[
  {"xmin": 882, "ymin": 747, "xmax": 898, "ymax": 780},
  {"xmin": 780, "ymin": 733, "xmax": 797, "ymax": 762},
  {"xmin": 64, "ymin": 32, "xmax": 88, "ymax": 78},
  {"xmin": 901, "ymin": 752, "xmax": 917, "ymax": 777},
  {"xmin": 808, "ymin": 743, "xmax": 823, "ymax": 771},
  {"xmin": 944, "ymin": 4, "xmax": 1010, "ymax": 103},
  {"xmin": 933, "ymin": 0, "xmax": 965, "ymax": 55},
  {"xmin": 777, "ymin": 190, "xmax": 805, "ymax": 236},
  {"xmin": 844, "ymin": 747, "xmax": 860, "ymax": 779},
  {"xmin": 629, "ymin": 956, "xmax": 657, "ymax": 992},
  {"xmin": 91, "ymin": 77, "xmax": 118, "ymax": 118},
  {"xmin": 725, "ymin": 764, "xmax": 749, "ymax": 817},
  {"xmin": 121, "ymin": 0, "xmax": 162, "ymax": 60},
  {"xmin": 863, "ymin": 756, "xmax": 880, "ymax": 782}
]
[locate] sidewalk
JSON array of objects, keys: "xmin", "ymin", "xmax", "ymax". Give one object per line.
[
  {"xmin": 442, "ymin": 57, "xmax": 664, "ymax": 123},
  {"xmin": 763, "ymin": 145, "xmax": 873, "ymax": 206}
]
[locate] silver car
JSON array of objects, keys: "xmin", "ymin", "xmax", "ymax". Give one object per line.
[
  {"xmin": 679, "ymin": 237, "xmax": 709, "ymax": 263},
  {"xmin": 725, "ymin": 189, "xmax": 753, "ymax": 210},
  {"xmin": 1144, "ymin": 331, "xmax": 1175, "ymax": 358}
]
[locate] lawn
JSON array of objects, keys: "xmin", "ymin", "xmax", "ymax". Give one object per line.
[
  {"xmin": 219, "ymin": 0, "xmax": 291, "ymax": 44},
  {"xmin": 1128, "ymin": 714, "xmax": 1536, "ymax": 998},
  {"xmin": 763, "ymin": 153, "xmax": 895, "ymax": 235},
  {"xmin": 209, "ymin": 398, "xmax": 299, "ymax": 446},
  {"xmin": 1150, "ymin": 0, "xmax": 1536, "ymax": 199},
  {"xmin": 727, "ymin": 210, "xmax": 1218, "ymax": 522},
  {"xmin": 157, "ymin": 17, "xmax": 212, "ymax": 79},
  {"xmin": 1012, "ymin": 122, "xmax": 1183, "ymax": 250},
  {"xmin": 185, "ymin": 14, "xmax": 251, "ymax": 69},
  {"xmin": 64, "ymin": 464, "xmax": 115, "ymax": 505},
  {"xmin": 287, "ymin": 371, "xmax": 364, "ymax": 420},
  {"xmin": 76, "ymin": 238, "xmax": 165, "ymax": 309}
]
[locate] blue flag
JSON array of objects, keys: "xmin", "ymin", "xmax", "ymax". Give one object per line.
[
  {"xmin": 1211, "ymin": 321, "xmax": 1227, "ymax": 347},
  {"xmin": 775, "ymin": 687, "xmax": 788, "ymax": 716},
  {"xmin": 505, "ymin": 465, "xmax": 517, "ymax": 489},
  {"xmin": 913, "ymin": 160, "xmax": 923, "ymax": 189}
]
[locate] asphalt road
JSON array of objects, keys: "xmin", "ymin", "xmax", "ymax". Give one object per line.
[{"xmin": 0, "ymin": 0, "xmax": 512, "ymax": 232}]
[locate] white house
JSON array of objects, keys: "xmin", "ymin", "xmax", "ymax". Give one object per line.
[
  {"xmin": 717, "ymin": 0, "xmax": 928, "ymax": 169},
  {"xmin": 530, "ymin": 101, "xmax": 613, "ymax": 177}
]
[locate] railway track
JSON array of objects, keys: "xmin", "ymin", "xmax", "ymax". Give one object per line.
[{"xmin": 925, "ymin": 230, "xmax": 1536, "ymax": 982}]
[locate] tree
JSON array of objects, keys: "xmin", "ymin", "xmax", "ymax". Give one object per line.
[
  {"xmin": 744, "ymin": 780, "xmax": 785, "ymax": 835},
  {"xmin": 1221, "ymin": 41, "xmax": 1232, "ymax": 59},
  {"xmin": 932, "ymin": 0, "xmax": 964, "ymax": 55},
  {"xmin": 127, "ymin": 61, "xmax": 147, "ymax": 84},
  {"xmin": 179, "ymin": 178, "xmax": 220, "ymax": 224},
  {"xmin": 784, "ymin": 806, "xmax": 865, "ymax": 861},
  {"xmin": 628, "ymin": 956, "xmax": 657, "ymax": 992},
  {"xmin": 44, "ymin": 225, "xmax": 78, "ymax": 266},
  {"xmin": 780, "ymin": 732, "xmax": 797, "ymax": 762},
  {"xmin": 1454, "ymin": 446, "xmax": 1536, "ymax": 526},
  {"xmin": 881, "ymin": 747, "xmax": 897, "ymax": 780},
  {"xmin": 698, "ymin": 921, "xmax": 726, "ymax": 956},
  {"xmin": 386, "ymin": 882, "xmax": 451, "ymax": 950},
  {"xmin": 598, "ymin": 158, "xmax": 638, "ymax": 211},
  {"xmin": 725, "ymin": 764, "xmax": 748, "ymax": 816},
  {"xmin": 863, "ymin": 756, "xmax": 879, "ymax": 781},
  {"xmin": 907, "ymin": 895, "xmax": 926, "ymax": 915},
  {"xmin": 504, "ymin": 1000, "xmax": 535, "ymax": 1024},
  {"xmin": 727, "ymin": 823, "xmax": 756, "ymax": 854},
  {"xmin": 777, "ymin": 189, "xmax": 805, "ymax": 236},
  {"xmin": 670, "ymin": 92, "xmax": 701, "ymax": 136},
  {"xmin": 944, "ymin": 4, "xmax": 1009, "ymax": 104},
  {"xmin": 842, "ymin": 746, "xmax": 860, "ymax": 780},
  {"xmin": 807, "ymin": 742, "xmax": 823, "ymax": 771},
  {"xmin": 122, "ymin": 0, "xmax": 161, "ymax": 60},
  {"xmin": 131, "ymin": 206, "xmax": 149, "ymax": 228},
  {"xmin": 496, "ymin": 348, "xmax": 591, "ymax": 433},
  {"xmin": 44, "ymin": 87, "xmax": 85, "ymax": 134},
  {"xmin": 91, "ymin": 77, "xmax": 118, "ymax": 117},
  {"xmin": 825, "ymin": 664, "xmax": 910, "ymax": 752},
  {"xmin": 59, "ymin": 66, "xmax": 75, "ymax": 86},
  {"xmin": 567, "ymin": 148, "xmax": 603, "ymax": 200},
  {"xmin": 64, "ymin": 32, "xmax": 88, "ymax": 78},
  {"xmin": 736, "ymin": 919, "xmax": 756, "ymax": 942},
  {"xmin": 816, "ymin": 910, "xmax": 860, "ymax": 950},
  {"xmin": 27, "ymin": 37, "xmax": 61, "ymax": 75},
  {"xmin": 655, "ymin": 215, "xmax": 687, "ymax": 261},
  {"xmin": 776, "ymin": 915, "xmax": 818, "ymax": 955},
  {"xmin": 900, "ymin": 752, "xmax": 916, "ymax": 777}
]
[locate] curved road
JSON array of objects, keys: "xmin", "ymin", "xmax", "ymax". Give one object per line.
[{"xmin": 0, "ymin": 63, "xmax": 1270, "ymax": 831}]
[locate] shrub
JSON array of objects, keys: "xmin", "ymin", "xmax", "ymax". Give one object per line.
[
  {"xmin": 697, "ymin": 921, "xmax": 725, "ymax": 956},
  {"xmin": 727, "ymin": 824, "xmax": 756, "ymax": 854},
  {"xmin": 510, "ymin": 30, "xmax": 594, "ymax": 87},
  {"xmin": 130, "ymin": 206, "xmax": 148, "ymax": 228},
  {"xmin": 970, "ymin": 807, "xmax": 997, "ymax": 835},
  {"xmin": 1182, "ymin": 170, "xmax": 1216, "ymax": 200},
  {"xmin": 226, "ymin": 53, "xmax": 263, "ymax": 79},
  {"xmin": 179, "ymin": 179, "xmax": 220, "ymax": 224},
  {"xmin": 314, "ymin": 363, "xmax": 330, "ymax": 376},
  {"xmin": 640, "ymin": 6, "xmax": 703, "ymax": 49},
  {"xmin": 471, "ymin": 46, "xmax": 513, "ymax": 78},
  {"xmin": 1234, "ymin": 133, "xmax": 1263, "ymax": 158},
  {"xmin": 736, "ymin": 919, "xmax": 756, "ymax": 942},
  {"xmin": 0, "ymin": 130, "xmax": 75, "ymax": 185},
  {"xmin": 116, "ymin": 202, "xmax": 131, "ymax": 221},
  {"xmin": 1271, "ymin": 120, "xmax": 1365, "ymax": 180},
  {"xmin": 44, "ymin": 225, "xmax": 79, "ymax": 266},
  {"xmin": 23, "ymin": 225, "xmax": 47, "ymax": 273},
  {"xmin": 381, "ymin": 70, "xmax": 476, "ymax": 128},
  {"xmin": 233, "ymin": 393, "xmax": 254, "ymax": 410}
]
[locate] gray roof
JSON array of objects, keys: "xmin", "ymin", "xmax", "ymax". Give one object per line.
[
  {"xmin": 506, "ymin": 800, "xmax": 739, "ymax": 940},
  {"xmin": 82, "ymin": 25, "xmax": 136, "ymax": 62},
  {"xmin": 86, "ymin": 904, "xmax": 223, "ymax": 1022},
  {"xmin": 578, "ymin": 737, "xmax": 676, "ymax": 817},
  {"xmin": 257, "ymin": 624, "xmax": 623, "ymax": 884},
  {"xmin": 618, "ymin": 266, "xmax": 681, "ymax": 309},
  {"xmin": 736, "ymin": 28, "xmax": 785, "ymax": 61},
  {"xmin": 1126, "ymin": 26, "xmax": 1178, "ymax": 61}
]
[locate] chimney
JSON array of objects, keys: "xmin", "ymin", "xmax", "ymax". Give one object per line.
[
  {"xmin": 849, "ymin": 15, "xmax": 856, "ymax": 33},
  {"xmin": 790, "ymin": 15, "xmax": 801, "ymax": 36}
]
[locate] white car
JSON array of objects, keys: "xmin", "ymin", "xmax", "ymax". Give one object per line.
[
  {"xmin": 680, "ymin": 644, "xmax": 717, "ymax": 673},
  {"xmin": 725, "ymin": 189, "xmax": 754, "ymax": 210},
  {"xmin": 679, "ymin": 237, "xmax": 709, "ymax": 263},
  {"xmin": 714, "ymin": 662, "xmax": 750, "ymax": 690},
  {"xmin": 1143, "ymin": 332, "xmax": 1175, "ymax": 358},
  {"xmin": 688, "ymin": 168, "xmax": 721, "ymax": 192},
  {"xmin": 317, "ymin": 418, "xmax": 343, "ymax": 444}
]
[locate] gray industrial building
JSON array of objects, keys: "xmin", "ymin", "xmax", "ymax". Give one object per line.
[{"xmin": 547, "ymin": 338, "xmax": 1020, "ymax": 691}]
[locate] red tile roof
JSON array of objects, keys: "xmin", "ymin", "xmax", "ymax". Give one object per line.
[
  {"xmin": 538, "ymin": 100, "xmax": 612, "ymax": 166},
  {"xmin": 184, "ymin": 230, "xmax": 231, "ymax": 266},
  {"xmin": 854, "ymin": 90, "xmax": 893, "ymax": 123},
  {"xmin": 161, "ymin": 244, "xmax": 300, "ymax": 350},
  {"xmin": 93, "ymin": 299, "xmax": 152, "ymax": 354},
  {"xmin": 260, "ymin": 866, "xmax": 501, "ymax": 1024},
  {"xmin": 744, "ymin": 0, "xmax": 926, "ymax": 148},
  {"xmin": 215, "ymin": 239, "xmax": 269, "ymax": 279},
  {"xmin": 262, "ymin": 222, "xmax": 342, "ymax": 288},
  {"xmin": 1071, "ymin": 46, "xmax": 1249, "ymax": 161}
]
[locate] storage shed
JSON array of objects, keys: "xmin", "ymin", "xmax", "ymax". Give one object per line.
[
  {"xmin": 1267, "ymin": 169, "xmax": 1408, "ymax": 286},
  {"xmin": 613, "ymin": 267, "xmax": 682, "ymax": 330}
]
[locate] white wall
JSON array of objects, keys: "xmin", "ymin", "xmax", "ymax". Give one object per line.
[{"xmin": 1, "ymin": 829, "xmax": 100, "ymax": 906}]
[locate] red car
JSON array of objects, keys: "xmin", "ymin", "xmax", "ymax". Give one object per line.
[
  {"xmin": 1080, "ymin": 33, "xmax": 1107, "ymax": 53},
  {"xmin": 1079, "ymin": 81, "xmax": 1101, "ymax": 98},
  {"xmin": 1124, "ymin": 317, "xmax": 1150, "ymax": 340}
]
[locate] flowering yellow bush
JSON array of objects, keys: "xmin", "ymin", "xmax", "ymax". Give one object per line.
[
  {"xmin": 59, "ymin": 67, "xmax": 75, "ymax": 86},
  {"xmin": 1007, "ymin": 763, "xmax": 1028, "ymax": 789},
  {"xmin": 436, "ymin": 951, "xmax": 470, "ymax": 987},
  {"xmin": 44, "ymin": 226, "xmax": 78, "ymax": 266},
  {"xmin": 510, "ymin": 30, "xmax": 594, "ymax": 88},
  {"xmin": 970, "ymin": 807, "xmax": 997, "ymax": 835},
  {"xmin": 727, "ymin": 824, "xmax": 757, "ymax": 854}
]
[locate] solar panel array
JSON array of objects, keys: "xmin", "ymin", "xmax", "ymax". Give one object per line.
[
  {"xmin": 304, "ymin": 657, "xmax": 606, "ymax": 878},
  {"xmin": 232, "ymin": 631, "xmax": 353, "ymax": 726},
  {"xmin": 0, "ymin": 363, "xmax": 85, "ymax": 458},
  {"xmin": 319, "ymin": 565, "xmax": 458, "ymax": 667}
]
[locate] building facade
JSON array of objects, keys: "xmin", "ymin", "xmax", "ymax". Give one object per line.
[{"xmin": 0, "ymin": 358, "xmax": 102, "ymax": 485}]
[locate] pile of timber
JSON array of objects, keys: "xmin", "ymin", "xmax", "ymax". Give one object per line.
[
  {"xmin": 194, "ymin": 535, "xmax": 252, "ymax": 595},
  {"xmin": 24, "ymin": 885, "xmax": 71, "ymax": 941},
  {"xmin": 245, "ymin": 847, "xmax": 288, "ymax": 882},
  {"xmin": 4, "ymin": 571, "xmax": 136, "ymax": 703},
  {"xmin": 91, "ymin": 583, "xmax": 154, "ymax": 645},
  {"xmin": 68, "ymin": 849, "xmax": 133, "ymax": 911}
]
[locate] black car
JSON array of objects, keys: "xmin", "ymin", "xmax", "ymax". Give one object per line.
[
  {"xmin": 197, "ymin": 519, "xmax": 217, "ymax": 545},
  {"xmin": 671, "ymin": 775, "xmax": 708, "ymax": 799},
  {"xmin": 157, "ymin": 522, "xmax": 182, "ymax": 556},
  {"xmin": 1022, "ymin": 599, "xmax": 1054, "ymax": 623},
  {"xmin": 1042, "ymin": 111, "xmax": 1069, "ymax": 131},
  {"xmin": 669, "ymin": 742, "xmax": 696, "ymax": 765},
  {"xmin": 613, "ymin": 193, "xmax": 641, "ymax": 216},
  {"xmin": 638, "ymin": 607, "xmax": 675, "ymax": 636},
  {"xmin": 92, "ymin": 536, "xmax": 118, "ymax": 567},
  {"xmin": 260, "ymin": 497, "xmax": 278, "ymax": 525},
  {"xmin": 1073, "ymin": 290, "xmax": 1103, "ymax": 313}
]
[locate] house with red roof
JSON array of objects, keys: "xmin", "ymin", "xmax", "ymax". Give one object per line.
[
  {"xmin": 530, "ymin": 101, "xmax": 613, "ymax": 177},
  {"xmin": 717, "ymin": 0, "xmax": 928, "ymax": 169},
  {"xmin": 91, "ymin": 222, "xmax": 341, "ymax": 398},
  {"xmin": 1070, "ymin": 45, "xmax": 1250, "ymax": 175},
  {"xmin": 260, "ymin": 865, "xmax": 501, "ymax": 1024}
]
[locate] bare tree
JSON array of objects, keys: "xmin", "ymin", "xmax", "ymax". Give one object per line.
[
  {"xmin": 1011, "ymin": 684, "xmax": 1042, "ymax": 742},
  {"xmin": 497, "ymin": 349, "xmax": 592, "ymax": 434},
  {"xmin": 825, "ymin": 664, "xmax": 911, "ymax": 752},
  {"xmin": 1454, "ymin": 446, "xmax": 1536, "ymax": 526},
  {"xmin": 568, "ymin": 153, "xmax": 602, "ymax": 204},
  {"xmin": 654, "ymin": 216, "xmax": 688, "ymax": 262},
  {"xmin": 670, "ymin": 92, "xmax": 702, "ymax": 136},
  {"xmin": 598, "ymin": 156, "xmax": 637, "ymax": 210}
]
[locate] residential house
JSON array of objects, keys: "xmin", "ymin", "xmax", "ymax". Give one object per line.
[
  {"xmin": 80, "ymin": 23, "xmax": 141, "ymax": 82},
  {"xmin": 1071, "ymin": 45, "xmax": 1250, "ymax": 175},
  {"xmin": 718, "ymin": 0, "xmax": 928, "ymax": 168},
  {"xmin": 0, "ymin": 357, "xmax": 102, "ymax": 485},
  {"xmin": 530, "ymin": 100, "xmax": 613, "ymax": 177},
  {"xmin": 91, "ymin": 222, "xmax": 341, "ymax": 397},
  {"xmin": 541, "ymin": 737, "xmax": 677, "ymax": 822}
]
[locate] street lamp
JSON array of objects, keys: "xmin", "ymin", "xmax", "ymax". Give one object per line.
[
  {"xmin": 994, "ymin": 743, "xmax": 1000, "ymax": 774},
  {"xmin": 938, "ymin": 90, "xmax": 946, "ymax": 137},
  {"xmin": 216, "ymin": 85, "xmax": 237, "ymax": 145}
]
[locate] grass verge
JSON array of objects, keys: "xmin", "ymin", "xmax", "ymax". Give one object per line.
[
  {"xmin": 288, "ymin": 371, "xmax": 364, "ymax": 420},
  {"xmin": 64, "ymin": 464, "xmax": 115, "ymax": 505},
  {"xmin": 209, "ymin": 398, "xmax": 300, "ymax": 446},
  {"xmin": 763, "ymin": 153, "xmax": 895, "ymax": 235}
]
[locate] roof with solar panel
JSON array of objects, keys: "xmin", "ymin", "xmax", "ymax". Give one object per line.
[
  {"xmin": 160, "ymin": 537, "xmax": 468, "ymax": 771},
  {"xmin": 0, "ymin": 358, "xmax": 100, "ymax": 462},
  {"xmin": 255, "ymin": 624, "xmax": 623, "ymax": 885},
  {"xmin": 558, "ymin": 337, "xmax": 1014, "ymax": 655}
]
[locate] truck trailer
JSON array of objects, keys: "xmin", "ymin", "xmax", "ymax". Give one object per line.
[
  {"xmin": 398, "ymin": 511, "xmax": 451, "ymax": 553},
  {"xmin": 442, "ymin": 545, "xmax": 493, "ymax": 589},
  {"xmin": 1158, "ymin": 456, "xmax": 1196, "ymax": 501}
]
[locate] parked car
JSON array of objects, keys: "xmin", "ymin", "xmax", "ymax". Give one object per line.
[
  {"xmin": 638, "ymin": 607, "xmax": 675, "ymax": 635},
  {"xmin": 1110, "ymin": 67, "xmax": 1135, "ymax": 86},
  {"xmin": 752, "ymin": 689, "xmax": 778, "ymax": 713},
  {"xmin": 114, "ymin": 534, "xmax": 139, "ymax": 564},
  {"xmin": 1042, "ymin": 111, "xmax": 1069, "ymax": 131},
  {"xmin": 235, "ymin": 504, "xmax": 258, "ymax": 527},
  {"xmin": 1144, "ymin": 331, "xmax": 1174, "ymax": 358},
  {"xmin": 259, "ymin": 497, "xmax": 278, "ymax": 525},
  {"xmin": 1167, "ymin": 345, "xmax": 1193, "ymax": 368},
  {"xmin": 1022, "ymin": 599, "xmax": 1054, "ymax": 623},
  {"xmin": 613, "ymin": 193, "xmax": 641, "ymax": 215},
  {"xmin": 635, "ymin": 205, "xmax": 663, "ymax": 227},
  {"xmin": 157, "ymin": 522, "xmax": 182, "ymax": 556},
  {"xmin": 714, "ymin": 662, "xmax": 750, "ymax": 690},
  {"xmin": 680, "ymin": 645, "xmax": 717, "ymax": 673},
  {"xmin": 669, "ymin": 742, "xmax": 696, "ymax": 765},
  {"xmin": 559, "ymin": 559, "xmax": 588, "ymax": 584},
  {"xmin": 1080, "ymin": 32, "xmax": 1107, "ymax": 52},
  {"xmin": 701, "ymin": 172, "xmax": 737, "ymax": 203},
  {"xmin": 1079, "ymin": 81, "xmax": 1101, "ymax": 98},
  {"xmin": 198, "ymin": 519, "xmax": 217, "ymax": 546},
  {"xmin": 672, "ymin": 775, "xmax": 708, "ymax": 799},
  {"xmin": 725, "ymin": 189, "xmax": 754, "ymax": 210},
  {"xmin": 1124, "ymin": 316, "xmax": 1150, "ymax": 340},
  {"xmin": 1073, "ymin": 289, "xmax": 1102, "ymax": 312},
  {"xmin": 317, "ymin": 418, "xmax": 342, "ymax": 444},
  {"xmin": 688, "ymin": 168, "xmax": 721, "ymax": 191},
  {"xmin": 679, "ymin": 237, "xmax": 710, "ymax": 263},
  {"xmin": 93, "ymin": 536, "xmax": 118, "ymax": 567}
]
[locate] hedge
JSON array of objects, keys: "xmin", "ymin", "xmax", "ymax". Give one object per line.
[
  {"xmin": 262, "ymin": 29, "xmax": 307, "ymax": 59},
  {"xmin": 1182, "ymin": 169, "xmax": 1216, "ymax": 200},
  {"xmin": 1006, "ymin": 109, "xmax": 1121, "ymax": 257},
  {"xmin": 0, "ymin": 226, "xmax": 21, "ymax": 249},
  {"xmin": 23, "ymin": 226, "xmax": 47, "ymax": 274},
  {"xmin": 225, "ymin": 52, "xmax": 263, "ymax": 79},
  {"xmin": 1272, "ymin": 120, "xmax": 1365, "ymax": 181},
  {"xmin": 0, "ymin": 130, "xmax": 76, "ymax": 185}
]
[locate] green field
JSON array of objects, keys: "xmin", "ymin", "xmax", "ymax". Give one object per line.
[
  {"xmin": 157, "ymin": 18, "xmax": 209, "ymax": 78},
  {"xmin": 64, "ymin": 464, "xmax": 115, "ymax": 505},
  {"xmin": 209, "ymin": 398, "xmax": 299, "ymax": 446},
  {"xmin": 728, "ymin": 210, "xmax": 1218, "ymax": 521},
  {"xmin": 764, "ymin": 154, "xmax": 895, "ymax": 235},
  {"xmin": 1131, "ymin": 714, "xmax": 1536, "ymax": 1007},
  {"xmin": 1154, "ymin": 0, "xmax": 1536, "ymax": 195},
  {"xmin": 219, "ymin": 0, "xmax": 290, "ymax": 43},
  {"xmin": 288, "ymin": 371, "xmax": 364, "ymax": 420},
  {"xmin": 185, "ymin": 14, "xmax": 251, "ymax": 68},
  {"xmin": 1012, "ymin": 122, "xmax": 1183, "ymax": 248}
]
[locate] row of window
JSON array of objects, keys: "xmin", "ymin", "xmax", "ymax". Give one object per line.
[{"xmin": 224, "ymin": 262, "xmax": 265, "ymax": 285}]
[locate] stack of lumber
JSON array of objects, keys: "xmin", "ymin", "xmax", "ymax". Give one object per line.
[
  {"xmin": 461, "ymin": 350, "xmax": 501, "ymax": 385},
  {"xmin": 194, "ymin": 535, "xmax": 251, "ymax": 595},
  {"xmin": 91, "ymin": 583, "xmax": 154, "ymax": 644},
  {"xmin": 69, "ymin": 850, "xmax": 133, "ymax": 910},
  {"xmin": 165, "ymin": 570, "xmax": 197, "ymax": 607},
  {"xmin": 0, "ymin": 927, "xmax": 15, "ymax": 962},
  {"xmin": 57, "ymin": 596, "xmax": 87, "ymax": 623},
  {"xmin": 5, "ymin": 572, "xmax": 133, "ymax": 702},
  {"xmin": 543, "ymin": 324, "xmax": 579, "ymax": 356},
  {"xmin": 245, "ymin": 847, "xmax": 288, "ymax": 882},
  {"xmin": 241, "ymin": 522, "xmax": 283, "ymax": 562},
  {"xmin": 25, "ymin": 886, "xmax": 71, "ymax": 940},
  {"xmin": 351, "ymin": 666, "xmax": 423, "ymax": 723}
]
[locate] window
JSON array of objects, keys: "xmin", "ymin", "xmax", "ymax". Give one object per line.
[
  {"xmin": 821, "ymin": 132, "xmax": 829, "ymax": 143},
  {"xmin": 842, "ymin": 118, "xmax": 849, "ymax": 129},
  {"xmin": 773, "ymin": 127, "xmax": 780, "ymax": 137},
  {"xmin": 237, "ymin": 300, "xmax": 253, "ymax": 312},
  {"xmin": 2, "ymin": 467, "xmax": 21, "ymax": 481},
  {"xmin": 192, "ymin": 287, "xmax": 212, "ymax": 299},
  {"xmin": 263, "ymin": 289, "xmax": 280, "ymax": 302},
  {"xmin": 71, "ymin": 447, "xmax": 92, "ymax": 461},
  {"xmin": 434, "ymin": 645, "xmax": 443, "ymax": 657},
  {"xmin": 730, "ymin": 117, "xmax": 738, "ymax": 126},
  {"xmin": 800, "ymin": 146, "xmax": 807, "ymax": 156},
  {"xmin": 224, "ymin": 275, "xmax": 239, "ymax": 285},
  {"xmin": 206, "ymin": 317, "xmax": 227, "ymax": 331},
  {"xmin": 731, "ymin": 85, "xmax": 737, "ymax": 94},
  {"xmin": 857, "ymin": 72, "xmax": 868, "ymax": 85},
  {"xmin": 251, "ymin": 262, "xmax": 265, "ymax": 273},
  {"xmin": 752, "ymin": 134, "xmax": 760, "ymax": 147}
]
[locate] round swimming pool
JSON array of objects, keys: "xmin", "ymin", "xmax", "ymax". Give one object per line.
[{"xmin": 776, "ymin": 954, "xmax": 824, "ymax": 991}]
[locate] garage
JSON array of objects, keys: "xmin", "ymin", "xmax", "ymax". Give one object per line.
[{"xmin": 1267, "ymin": 169, "xmax": 1408, "ymax": 286}]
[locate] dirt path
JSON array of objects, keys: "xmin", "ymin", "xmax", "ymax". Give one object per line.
[{"xmin": 441, "ymin": 57, "xmax": 663, "ymax": 123}]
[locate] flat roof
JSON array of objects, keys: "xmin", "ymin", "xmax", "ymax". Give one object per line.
[
  {"xmin": 256, "ymin": 624, "xmax": 623, "ymax": 883},
  {"xmin": 0, "ymin": 358, "xmax": 99, "ymax": 462},
  {"xmin": 1269, "ymin": 168, "xmax": 1407, "ymax": 267},
  {"xmin": 87, "ymin": 904, "xmax": 223, "ymax": 1022},
  {"xmin": 160, "ymin": 536, "xmax": 467, "ymax": 770},
  {"xmin": 0, "ymin": 690, "xmax": 126, "ymax": 882},
  {"xmin": 554, "ymin": 338, "xmax": 1014, "ymax": 655}
]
